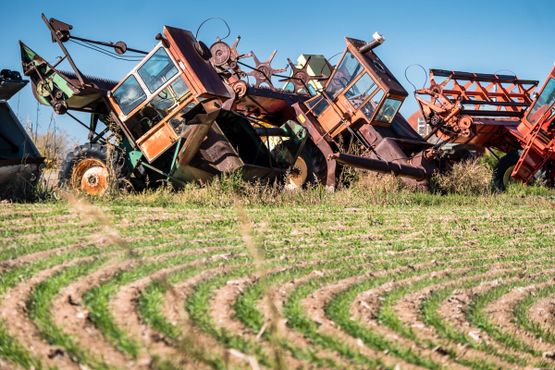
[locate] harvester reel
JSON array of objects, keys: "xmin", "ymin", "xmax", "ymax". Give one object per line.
[
  {"xmin": 280, "ymin": 57, "xmax": 324, "ymax": 94},
  {"xmin": 247, "ymin": 50, "xmax": 287, "ymax": 89}
]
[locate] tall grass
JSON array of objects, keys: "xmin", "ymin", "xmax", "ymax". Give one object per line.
[
  {"xmin": 432, "ymin": 159, "xmax": 493, "ymax": 196},
  {"xmin": 100, "ymin": 171, "xmax": 554, "ymax": 210}
]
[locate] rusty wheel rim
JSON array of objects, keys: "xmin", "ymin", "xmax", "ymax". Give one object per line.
[
  {"xmin": 503, "ymin": 165, "xmax": 516, "ymax": 189},
  {"xmin": 287, "ymin": 156, "xmax": 309, "ymax": 189},
  {"xmin": 71, "ymin": 158, "xmax": 109, "ymax": 196}
]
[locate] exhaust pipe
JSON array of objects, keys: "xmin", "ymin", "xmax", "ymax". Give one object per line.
[
  {"xmin": 359, "ymin": 32, "xmax": 385, "ymax": 54},
  {"xmin": 330, "ymin": 153, "xmax": 427, "ymax": 180}
]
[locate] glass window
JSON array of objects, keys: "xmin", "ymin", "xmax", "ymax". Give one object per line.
[
  {"xmin": 149, "ymin": 78, "xmax": 190, "ymax": 113},
  {"xmin": 375, "ymin": 98, "xmax": 402, "ymax": 124},
  {"xmin": 326, "ymin": 51, "xmax": 363, "ymax": 98},
  {"xmin": 169, "ymin": 102, "xmax": 198, "ymax": 134},
  {"xmin": 137, "ymin": 48, "xmax": 178, "ymax": 93},
  {"xmin": 360, "ymin": 89, "xmax": 384, "ymax": 119},
  {"xmin": 527, "ymin": 78, "xmax": 555, "ymax": 124},
  {"xmin": 306, "ymin": 96, "xmax": 329, "ymax": 116},
  {"xmin": 345, "ymin": 73, "xmax": 378, "ymax": 109},
  {"xmin": 112, "ymin": 75, "xmax": 146, "ymax": 115},
  {"xmin": 283, "ymin": 82, "xmax": 295, "ymax": 92}
]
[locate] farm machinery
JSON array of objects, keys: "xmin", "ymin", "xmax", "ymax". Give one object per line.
[
  {"xmin": 19, "ymin": 15, "xmax": 436, "ymax": 195},
  {"xmin": 0, "ymin": 69, "xmax": 43, "ymax": 199},
  {"xmin": 412, "ymin": 68, "xmax": 555, "ymax": 190}
]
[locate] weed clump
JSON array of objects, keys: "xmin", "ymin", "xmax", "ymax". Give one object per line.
[{"xmin": 432, "ymin": 159, "xmax": 493, "ymax": 195}]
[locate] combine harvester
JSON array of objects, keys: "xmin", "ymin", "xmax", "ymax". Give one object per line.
[
  {"xmin": 413, "ymin": 68, "xmax": 555, "ymax": 190},
  {"xmin": 0, "ymin": 69, "xmax": 43, "ymax": 199},
  {"xmin": 20, "ymin": 15, "xmax": 436, "ymax": 195}
]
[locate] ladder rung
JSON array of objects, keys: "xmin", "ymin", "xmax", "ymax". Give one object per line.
[
  {"xmin": 430, "ymin": 69, "xmax": 539, "ymax": 85},
  {"xmin": 460, "ymin": 100, "xmax": 530, "ymax": 107},
  {"xmin": 461, "ymin": 109, "xmax": 523, "ymax": 117}
]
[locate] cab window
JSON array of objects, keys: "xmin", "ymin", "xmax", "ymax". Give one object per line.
[
  {"xmin": 123, "ymin": 78, "xmax": 191, "ymax": 140},
  {"xmin": 375, "ymin": 98, "xmax": 402, "ymax": 124},
  {"xmin": 361, "ymin": 89, "xmax": 384, "ymax": 119},
  {"xmin": 112, "ymin": 75, "xmax": 146, "ymax": 115},
  {"xmin": 306, "ymin": 95, "xmax": 329, "ymax": 116},
  {"xmin": 326, "ymin": 51, "xmax": 363, "ymax": 98},
  {"xmin": 345, "ymin": 73, "xmax": 378, "ymax": 109},
  {"xmin": 138, "ymin": 48, "xmax": 179, "ymax": 93},
  {"xmin": 149, "ymin": 78, "xmax": 189, "ymax": 113},
  {"xmin": 527, "ymin": 78, "xmax": 555, "ymax": 124}
]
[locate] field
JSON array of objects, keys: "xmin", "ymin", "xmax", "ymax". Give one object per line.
[{"xmin": 0, "ymin": 185, "xmax": 554, "ymax": 369}]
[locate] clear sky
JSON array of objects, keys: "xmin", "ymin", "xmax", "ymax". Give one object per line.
[{"xmin": 2, "ymin": 0, "xmax": 554, "ymax": 142}]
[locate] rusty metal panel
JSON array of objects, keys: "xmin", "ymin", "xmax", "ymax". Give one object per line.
[
  {"xmin": 137, "ymin": 122, "xmax": 178, "ymax": 162},
  {"xmin": 163, "ymin": 26, "xmax": 231, "ymax": 100}
]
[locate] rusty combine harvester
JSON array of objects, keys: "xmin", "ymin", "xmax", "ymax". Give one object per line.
[
  {"xmin": 0, "ymin": 69, "xmax": 43, "ymax": 199},
  {"xmin": 413, "ymin": 68, "xmax": 555, "ymax": 189},
  {"xmin": 20, "ymin": 15, "xmax": 437, "ymax": 195}
]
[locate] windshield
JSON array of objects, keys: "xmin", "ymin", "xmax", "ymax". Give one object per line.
[
  {"xmin": 138, "ymin": 48, "xmax": 179, "ymax": 93},
  {"xmin": 326, "ymin": 51, "xmax": 363, "ymax": 98},
  {"xmin": 112, "ymin": 75, "xmax": 146, "ymax": 115}
]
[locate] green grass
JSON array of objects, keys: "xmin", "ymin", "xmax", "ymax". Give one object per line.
[
  {"xmin": 26, "ymin": 258, "xmax": 111, "ymax": 370},
  {"xmin": 514, "ymin": 284, "xmax": 555, "ymax": 344},
  {"xmin": 0, "ymin": 187, "xmax": 554, "ymax": 369}
]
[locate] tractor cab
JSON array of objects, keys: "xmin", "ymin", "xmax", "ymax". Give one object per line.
[
  {"xmin": 304, "ymin": 33, "xmax": 408, "ymax": 138},
  {"xmin": 108, "ymin": 26, "xmax": 232, "ymax": 163},
  {"xmin": 512, "ymin": 66, "xmax": 555, "ymax": 183},
  {"xmin": 523, "ymin": 70, "xmax": 555, "ymax": 127},
  {"xmin": 292, "ymin": 34, "xmax": 435, "ymax": 189}
]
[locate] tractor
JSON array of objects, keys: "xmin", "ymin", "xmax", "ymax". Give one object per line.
[{"xmin": 21, "ymin": 15, "xmax": 310, "ymax": 195}]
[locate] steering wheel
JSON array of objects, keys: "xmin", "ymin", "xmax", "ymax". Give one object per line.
[{"xmin": 140, "ymin": 106, "xmax": 164, "ymax": 128}]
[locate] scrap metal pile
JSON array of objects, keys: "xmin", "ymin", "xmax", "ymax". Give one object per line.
[{"xmin": 1, "ymin": 14, "xmax": 553, "ymax": 197}]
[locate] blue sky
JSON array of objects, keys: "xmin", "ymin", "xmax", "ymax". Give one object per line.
[{"xmin": 2, "ymin": 0, "xmax": 554, "ymax": 142}]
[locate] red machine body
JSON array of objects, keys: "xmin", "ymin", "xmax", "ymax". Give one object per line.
[
  {"xmin": 511, "ymin": 66, "xmax": 555, "ymax": 183},
  {"xmin": 413, "ymin": 67, "xmax": 555, "ymax": 187}
]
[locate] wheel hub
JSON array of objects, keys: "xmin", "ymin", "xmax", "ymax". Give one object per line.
[
  {"xmin": 71, "ymin": 158, "xmax": 109, "ymax": 196},
  {"xmin": 287, "ymin": 156, "xmax": 309, "ymax": 189}
]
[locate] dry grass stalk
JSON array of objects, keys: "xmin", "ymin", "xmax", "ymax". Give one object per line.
[
  {"xmin": 432, "ymin": 159, "xmax": 493, "ymax": 195},
  {"xmin": 234, "ymin": 200, "xmax": 285, "ymax": 370}
]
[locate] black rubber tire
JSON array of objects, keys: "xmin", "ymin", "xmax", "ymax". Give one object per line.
[
  {"xmin": 301, "ymin": 140, "xmax": 328, "ymax": 186},
  {"xmin": 493, "ymin": 151, "xmax": 519, "ymax": 191},
  {"xmin": 58, "ymin": 143, "xmax": 128, "ymax": 192}
]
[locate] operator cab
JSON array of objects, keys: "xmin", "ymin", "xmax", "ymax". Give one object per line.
[
  {"xmin": 525, "ymin": 68, "xmax": 555, "ymax": 127},
  {"xmin": 108, "ymin": 26, "xmax": 231, "ymax": 162},
  {"xmin": 304, "ymin": 34, "xmax": 407, "ymax": 138}
]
